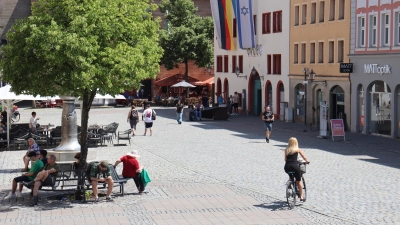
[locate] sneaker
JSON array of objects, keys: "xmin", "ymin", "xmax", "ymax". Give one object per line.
[
  {"xmin": 94, "ymin": 197, "xmax": 99, "ymax": 202},
  {"xmin": 106, "ymin": 196, "xmax": 113, "ymax": 201},
  {"xmin": 15, "ymin": 191, "xmax": 21, "ymax": 198},
  {"xmin": 4, "ymin": 192, "xmax": 15, "ymax": 199},
  {"xmin": 23, "ymin": 181, "xmax": 35, "ymax": 189},
  {"xmin": 266, "ymin": 137, "xmax": 269, "ymax": 143}
]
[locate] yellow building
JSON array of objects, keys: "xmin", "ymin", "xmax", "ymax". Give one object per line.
[{"xmin": 289, "ymin": 0, "xmax": 351, "ymax": 130}]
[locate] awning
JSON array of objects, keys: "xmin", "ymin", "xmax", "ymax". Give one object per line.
[
  {"xmin": 193, "ymin": 77, "xmax": 214, "ymax": 86},
  {"xmin": 154, "ymin": 74, "xmax": 199, "ymax": 87}
]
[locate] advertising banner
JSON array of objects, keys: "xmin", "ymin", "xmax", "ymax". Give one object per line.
[{"xmin": 331, "ymin": 119, "xmax": 345, "ymax": 141}]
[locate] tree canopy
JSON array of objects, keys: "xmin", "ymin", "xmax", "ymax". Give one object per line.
[
  {"xmin": 158, "ymin": 0, "xmax": 214, "ymax": 81},
  {"xmin": 0, "ymin": 0, "xmax": 163, "ymax": 166}
]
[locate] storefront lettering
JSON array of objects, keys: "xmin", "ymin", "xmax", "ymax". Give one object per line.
[{"xmin": 364, "ymin": 64, "xmax": 392, "ymax": 75}]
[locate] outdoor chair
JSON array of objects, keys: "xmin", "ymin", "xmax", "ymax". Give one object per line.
[
  {"xmin": 31, "ymin": 133, "xmax": 48, "ymax": 148},
  {"xmin": 13, "ymin": 132, "xmax": 30, "ymax": 150},
  {"xmin": 50, "ymin": 128, "xmax": 62, "ymax": 147},
  {"xmin": 108, "ymin": 123, "xmax": 119, "ymax": 139},
  {"xmin": 87, "ymin": 131, "xmax": 102, "ymax": 147},
  {"xmin": 97, "ymin": 128, "xmax": 113, "ymax": 145},
  {"xmin": 116, "ymin": 129, "xmax": 132, "ymax": 146}
]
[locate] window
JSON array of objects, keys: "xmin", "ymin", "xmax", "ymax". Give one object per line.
[
  {"xmin": 262, "ymin": 13, "xmax": 271, "ymax": 34},
  {"xmin": 253, "ymin": 15, "xmax": 257, "ymax": 35},
  {"xmin": 233, "ymin": 18, "xmax": 237, "ymax": 38},
  {"xmin": 329, "ymin": 0, "xmax": 335, "ymax": 21},
  {"xmin": 301, "ymin": 43, "xmax": 306, "ymax": 64},
  {"xmin": 397, "ymin": 12, "xmax": 400, "ymax": 45},
  {"xmin": 382, "ymin": 14, "xmax": 390, "ymax": 46},
  {"xmin": 310, "ymin": 42, "xmax": 316, "ymax": 63},
  {"xmin": 302, "ymin": 4, "xmax": 307, "ymax": 25},
  {"xmin": 294, "ymin": 44, "xmax": 299, "ymax": 64},
  {"xmin": 311, "ymin": 3, "xmax": 316, "ymax": 24},
  {"xmin": 273, "ymin": 54, "xmax": 281, "ymax": 74},
  {"xmin": 216, "ymin": 56, "xmax": 223, "ymax": 72},
  {"xmin": 337, "ymin": 40, "xmax": 344, "ymax": 62},
  {"xmin": 238, "ymin": 55, "xmax": 243, "ymax": 73},
  {"xmin": 358, "ymin": 17, "xmax": 366, "ymax": 47},
  {"xmin": 338, "ymin": 0, "xmax": 345, "ymax": 20},
  {"xmin": 328, "ymin": 40, "xmax": 334, "ymax": 63},
  {"xmin": 232, "ymin": 55, "xmax": 237, "ymax": 73},
  {"xmin": 273, "ymin": 11, "xmax": 282, "ymax": 32},
  {"xmin": 224, "ymin": 55, "xmax": 229, "ymax": 72},
  {"xmin": 319, "ymin": 1, "xmax": 325, "ymax": 23},
  {"xmin": 318, "ymin": 42, "xmax": 324, "ymax": 63},
  {"xmin": 294, "ymin": 5, "xmax": 300, "ymax": 26},
  {"xmin": 267, "ymin": 55, "xmax": 272, "ymax": 74},
  {"xmin": 369, "ymin": 15, "xmax": 377, "ymax": 47}
]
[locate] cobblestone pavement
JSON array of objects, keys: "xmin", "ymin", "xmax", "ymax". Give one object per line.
[{"xmin": 0, "ymin": 106, "xmax": 399, "ymax": 224}]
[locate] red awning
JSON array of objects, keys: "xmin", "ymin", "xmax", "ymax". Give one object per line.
[
  {"xmin": 193, "ymin": 77, "xmax": 214, "ymax": 86},
  {"xmin": 154, "ymin": 74, "xmax": 200, "ymax": 87}
]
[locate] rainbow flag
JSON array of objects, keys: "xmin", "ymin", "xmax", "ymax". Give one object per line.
[{"xmin": 210, "ymin": 0, "xmax": 235, "ymax": 50}]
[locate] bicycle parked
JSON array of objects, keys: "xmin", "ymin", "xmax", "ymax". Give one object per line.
[
  {"xmin": 286, "ymin": 162, "xmax": 309, "ymax": 209},
  {"xmin": 11, "ymin": 110, "xmax": 20, "ymax": 123},
  {"xmin": 283, "ymin": 137, "xmax": 310, "ymax": 209}
]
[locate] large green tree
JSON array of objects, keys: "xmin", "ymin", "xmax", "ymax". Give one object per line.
[
  {"xmin": 158, "ymin": 0, "xmax": 214, "ymax": 85},
  {"xmin": 0, "ymin": 0, "xmax": 163, "ymax": 165}
]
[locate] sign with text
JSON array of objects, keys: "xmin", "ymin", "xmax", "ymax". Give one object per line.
[
  {"xmin": 340, "ymin": 63, "xmax": 353, "ymax": 73},
  {"xmin": 330, "ymin": 119, "xmax": 345, "ymax": 141}
]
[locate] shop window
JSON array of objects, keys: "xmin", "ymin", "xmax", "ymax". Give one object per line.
[
  {"xmin": 295, "ymin": 84, "xmax": 305, "ymax": 116},
  {"xmin": 310, "ymin": 42, "xmax": 315, "ymax": 64},
  {"xmin": 294, "ymin": 44, "xmax": 299, "ymax": 64},
  {"xmin": 224, "ymin": 55, "xmax": 229, "ymax": 72},
  {"xmin": 262, "ymin": 13, "xmax": 271, "ymax": 34},
  {"xmin": 369, "ymin": 81, "xmax": 392, "ymax": 135},
  {"xmin": 319, "ymin": 1, "xmax": 325, "ymax": 23},
  {"xmin": 294, "ymin": 5, "xmax": 299, "ymax": 26},
  {"xmin": 216, "ymin": 56, "xmax": 223, "ymax": 72},
  {"xmin": 311, "ymin": 3, "xmax": 316, "ymax": 24}
]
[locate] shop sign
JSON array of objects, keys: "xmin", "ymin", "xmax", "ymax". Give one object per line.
[
  {"xmin": 331, "ymin": 119, "xmax": 345, "ymax": 141},
  {"xmin": 364, "ymin": 64, "xmax": 392, "ymax": 75},
  {"xmin": 340, "ymin": 63, "xmax": 353, "ymax": 73}
]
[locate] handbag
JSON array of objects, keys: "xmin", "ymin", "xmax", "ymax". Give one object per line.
[{"xmin": 151, "ymin": 110, "xmax": 156, "ymax": 120}]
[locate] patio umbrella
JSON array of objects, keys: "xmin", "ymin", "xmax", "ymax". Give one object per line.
[
  {"xmin": 171, "ymin": 81, "xmax": 196, "ymax": 88},
  {"xmin": 0, "ymin": 85, "xmax": 48, "ymax": 148}
]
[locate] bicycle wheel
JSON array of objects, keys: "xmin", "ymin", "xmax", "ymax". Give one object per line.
[
  {"xmin": 301, "ymin": 176, "xmax": 307, "ymax": 202},
  {"xmin": 286, "ymin": 181, "xmax": 296, "ymax": 209},
  {"xmin": 11, "ymin": 113, "xmax": 20, "ymax": 123}
]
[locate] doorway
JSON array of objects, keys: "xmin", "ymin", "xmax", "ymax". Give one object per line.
[
  {"xmin": 368, "ymin": 81, "xmax": 391, "ymax": 136},
  {"xmin": 330, "ymin": 85, "xmax": 345, "ymax": 120},
  {"xmin": 254, "ymin": 79, "xmax": 261, "ymax": 115}
]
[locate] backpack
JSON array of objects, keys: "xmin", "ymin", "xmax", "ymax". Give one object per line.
[
  {"xmin": 130, "ymin": 109, "xmax": 138, "ymax": 120},
  {"xmin": 151, "ymin": 110, "xmax": 156, "ymax": 120},
  {"xmin": 85, "ymin": 161, "xmax": 98, "ymax": 180}
]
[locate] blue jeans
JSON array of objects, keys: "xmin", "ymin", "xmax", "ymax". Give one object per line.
[
  {"xmin": 195, "ymin": 110, "xmax": 202, "ymax": 120},
  {"xmin": 176, "ymin": 112, "xmax": 183, "ymax": 123}
]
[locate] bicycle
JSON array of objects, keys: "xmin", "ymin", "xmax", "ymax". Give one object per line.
[
  {"xmin": 10, "ymin": 110, "xmax": 20, "ymax": 123},
  {"xmin": 285, "ymin": 162, "xmax": 309, "ymax": 209}
]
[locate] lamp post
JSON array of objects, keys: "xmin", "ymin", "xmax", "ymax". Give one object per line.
[
  {"xmin": 303, "ymin": 68, "xmax": 307, "ymax": 125},
  {"xmin": 235, "ymin": 66, "xmax": 247, "ymax": 79}
]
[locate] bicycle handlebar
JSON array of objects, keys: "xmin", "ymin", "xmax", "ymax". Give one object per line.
[{"xmin": 299, "ymin": 161, "xmax": 310, "ymax": 165}]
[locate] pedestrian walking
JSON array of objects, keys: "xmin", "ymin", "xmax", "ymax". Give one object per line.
[
  {"xmin": 262, "ymin": 106, "xmax": 274, "ymax": 143},
  {"xmin": 176, "ymin": 100, "xmax": 184, "ymax": 124},
  {"xmin": 233, "ymin": 92, "xmax": 239, "ymax": 115},
  {"xmin": 228, "ymin": 95, "xmax": 233, "ymax": 115},
  {"xmin": 127, "ymin": 105, "xmax": 139, "ymax": 135},
  {"xmin": 142, "ymin": 104, "xmax": 155, "ymax": 136}
]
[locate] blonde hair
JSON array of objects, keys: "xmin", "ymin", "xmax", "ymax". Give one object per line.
[{"xmin": 285, "ymin": 137, "xmax": 300, "ymax": 156}]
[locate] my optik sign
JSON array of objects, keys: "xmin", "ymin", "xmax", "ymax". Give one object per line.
[{"xmin": 364, "ymin": 64, "xmax": 392, "ymax": 75}]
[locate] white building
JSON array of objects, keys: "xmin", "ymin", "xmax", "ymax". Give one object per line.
[{"xmin": 214, "ymin": 0, "xmax": 290, "ymax": 119}]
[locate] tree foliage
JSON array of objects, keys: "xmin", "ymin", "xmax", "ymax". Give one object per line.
[
  {"xmin": 0, "ymin": 0, "xmax": 163, "ymax": 165},
  {"xmin": 158, "ymin": 0, "xmax": 214, "ymax": 81}
]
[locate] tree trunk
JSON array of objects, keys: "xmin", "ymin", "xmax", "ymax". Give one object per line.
[
  {"xmin": 75, "ymin": 89, "xmax": 96, "ymax": 200},
  {"xmin": 185, "ymin": 60, "xmax": 189, "ymax": 97}
]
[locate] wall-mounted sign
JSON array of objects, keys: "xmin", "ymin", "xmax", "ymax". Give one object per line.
[
  {"xmin": 364, "ymin": 64, "xmax": 391, "ymax": 75},
  {"xmin": 340, "ymin": 63, "xmax": 353, "ymax": 73}
]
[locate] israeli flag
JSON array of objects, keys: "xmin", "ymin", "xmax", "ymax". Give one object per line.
[{"xmin": 235, "ymin": 0, "xmax": 255, "ymax": 49}]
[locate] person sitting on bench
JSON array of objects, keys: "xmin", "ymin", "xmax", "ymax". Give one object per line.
[
  {"xmin": 23, "ymin": 154, "xmax": 60, "ymax": 206},
  {"xmin": 113, "ymin": 150, "xmax": 144, "ymax": 193},
  {"xmin": 89, "ymin": 161, "xmax": 114, "ymax": 202}
]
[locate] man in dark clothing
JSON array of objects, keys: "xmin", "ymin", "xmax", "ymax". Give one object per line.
[
  {"xmin": 262, "ymin": 106, "xmax": 274, "ymax": 143},
  {"xmin": 1, "ymin": 106, "xmax": 7, "ymax": 124},
  {"xmin": 202, "ymin": 95, "xmax": 209, "ymax": 108}
]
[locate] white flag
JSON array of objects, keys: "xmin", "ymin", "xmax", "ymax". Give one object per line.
[{"xmin": 235, "ymin": 0, "xmax": 255, "ymax": 49}]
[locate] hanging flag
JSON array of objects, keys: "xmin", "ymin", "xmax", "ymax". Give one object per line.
[
  {"xmin": 234, "ymin": 0, "xmax": 255, "ymax": 49},
  {"xmin": 210, "ymin": 0, "xmax": 234, "ymax": 50}
]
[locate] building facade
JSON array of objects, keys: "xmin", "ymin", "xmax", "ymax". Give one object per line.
[
  {"xmin": 0, "ymin": 0, "xmax": 31, "ymax": 42},
  {"xmin": 214, "ymin": 0, "xmax": 290, "ymax": 118},
  {"xmin": 349, "ymin": 0, "xmax": 400, "ymax": 139},
  {"xmin": 289, "ymin": 0, "xmax": 352, "ymax": 129}
]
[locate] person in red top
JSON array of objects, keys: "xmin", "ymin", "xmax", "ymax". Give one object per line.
[{"xmin": 113, "ymin": 150, "xmax": 145, "ymax": 193}]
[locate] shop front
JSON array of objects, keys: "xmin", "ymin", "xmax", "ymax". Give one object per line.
[{"xmin": 350, "ymin": 55, "xmax": 400, "ymax": 139}]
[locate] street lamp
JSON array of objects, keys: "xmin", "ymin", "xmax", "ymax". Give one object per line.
[
  {"xmin": 235, "ymin": 66, "xmax": 247, "ymax": 79},
  {"xmin": 204, "ymin": 66, "xmax": 212, "ymax": 75},
  {"xmin": 251, "ymin": 66, "xmax": 257, "ymax": 76},
  {"xmin": 303, "ymin": 68, "xmax": 308, "ymax": 126},
  {"xmin": 308, "ymin": 69, "xmax": 327, "ymax": 86}
]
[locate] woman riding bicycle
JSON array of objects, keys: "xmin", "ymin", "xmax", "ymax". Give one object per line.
[{"xmin": 284, "ymin": 137, "xmax": 309, "ymax": 201}]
